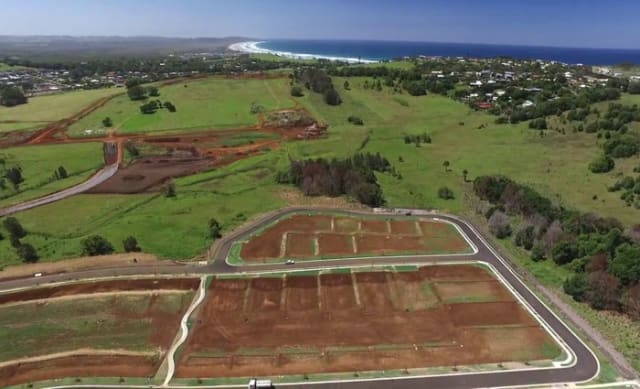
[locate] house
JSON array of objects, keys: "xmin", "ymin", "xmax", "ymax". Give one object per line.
[
  {"xmin": 477, "ymin": 102, "xmax": 493, "ymax": 109},
  {"xmin": 521, "ymin": 100, "xmax": 535, "ymax": 108}
]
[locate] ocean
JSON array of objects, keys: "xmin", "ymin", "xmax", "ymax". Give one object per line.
[{"xmin": 232, "ymin": 39, "xmax": 640, "ymax": 66}]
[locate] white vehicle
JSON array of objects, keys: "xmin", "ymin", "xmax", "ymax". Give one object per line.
[
  {"xmin": 33, "ymin": 272, "xmax": 43, "ymax": 278},
  {"xmin": 285, "ymin": 259, "xmax": 295, "ymax": 265},
  {"xmin": 248, "ymin": 378, "xmax": 273, "ymax": 389}
]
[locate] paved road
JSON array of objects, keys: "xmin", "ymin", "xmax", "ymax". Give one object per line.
[
  {"xmin": 0, "ymin": 162, "xmax": 118, "ymax": 217},
  {"xmin": 0, "ymin": 207, "xmax": 601, "ymax": 389}
]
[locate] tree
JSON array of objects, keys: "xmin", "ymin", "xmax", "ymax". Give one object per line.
[
  {"xmin": 621, "ymin": 283, "xmax": 640, "ymax": 320},
  {"xmin": 3, "ymin": 217, "xmax": 26, "ymax": 239},
  {"xmin": 324, "ymin": 88, "xmax": 342, "ymax": 106},
  {"xmin": 17, "ymin": 243, "xmax": 38, "ymax": 263},
  {"xmin": 628, "ymin": 82, "xmax": 640, "ymax": 95},
  {"xmin": 437, "ymin": 186, "xmax": 455, "ymax": 200},
  {"xmin": 462, "ymin": 169, "xmax": 469, "ymax": 182},
  {"xmin": 530, "ymin": 243, "xmax": 546, "ymax": 261},
  {"xmin": 0, "ymin": 86, "xmax": 27, "ymax": 107},
  {"xmin": 102, "ymin": 117, "xmax": 113, "ymax": 127},
  {"xmin": 552, "ymin": 241, "xmax": 579, "ymax": 265},
  {"xmin": 585, "ymin": 271, "xmax": 620, "ymax": 310},
  {"xmin": 209, "ymin": 218, "xmax": 222, "ymax": 239},
  {"xmin": 488, "ymin": 211, "xmax": 512, "ymax": 239},
  {"xmin": 81, "ymin": 235, "xmax": 115, "ymax": 256},
  {"xmin": 515, "ymin": 225, "xmax": 535, "ymax": 250},
  {"xmin": 57, "ymin": 166, "xmax": 68, "ymax": 179},
  {"xmin": 123, "ymin": 236, "xmax": 141, "ymax": 253},
  {"xmin": 610, "ymin": 243, "xmax": 640, "ymax": 285},
  {"xmin": 164, "ymin": 180, "xmax": 176, "ymax": 198},
  {"xmin": 164, "ymin": 101, "xmax": 176, "ymax": 112},
  {"xmin": 290, "ymin": 86, "xmax": 304, "ymax": 97},
  {"xmin": 443, "ymin": 160, "xmax": 450, "ymax": 172},
  {"xmin": 564, "ymin": 273, "xmax": 588, "ymax": 302},
  {"xmin": 588, "ymin": 155, "xmax": 615, "ymax": 173},
  {"xmin": 147, "ymin": 86, "xmax": 160, "ymax": 97},
  {"xmin": 127, "ymin": 85, "xmax": 147, "ymax": 101},
  {"xmin": 4, "ymin": 166, "xmax": 23, "ymax": 189}
]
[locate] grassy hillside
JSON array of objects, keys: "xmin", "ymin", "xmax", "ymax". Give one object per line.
[
  {"xmin": 67, "ymin": 77, "xmax": 295, "ymax": 136},
  {"xmin": 0, "ymin": 88, "xmax": 121, "ymax": 132},
  {"xmin": 0, "ymin": 142, "xmax": 104, "ymax": 209},
  {"xmin": 3, "ymin": 76, "xmax": 640, "ymax": 267}
]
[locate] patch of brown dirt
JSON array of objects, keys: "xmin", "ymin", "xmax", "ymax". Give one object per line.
[
  {"xmin": 360, "ymin": 219, "xmax": 389, "ymax": 234},
  {"xmin": 177, "ymin": 266, "xmax": 554, "ymax": 378},
  {"xmin": 88, "ymin": 156, "xmax": 211, "ymax": 193},
  {"xmin": 0, "ymin": 278, "xmax": 199, "ymax": 305},
  {"xmin": 317, "ymin": 233, "xmax": 354, "ymax": 256},
  {"xmin": 0, "ymin": 354, "xmax": 157, "ymax": 387},
  {"xmin": 285, "ymin": 233, "xmax": 315, "ymax": 258}
]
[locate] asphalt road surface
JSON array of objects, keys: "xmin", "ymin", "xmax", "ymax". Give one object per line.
[
  {"xmin": 0, "ymin": 207, "xmax": 601, "ymax": 389},
  {"xmin": 0, "ymin": 163, "xmax": 118, "ymax": 217}
]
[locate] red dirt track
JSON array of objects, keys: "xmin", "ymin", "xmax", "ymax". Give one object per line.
[
  {"xmin": 240, "ymin": 214, "xmax": 471, "ymax": 261},
  {"xmin": 176, "ymin": 266, "xmax": 557, "ymax": 378}
]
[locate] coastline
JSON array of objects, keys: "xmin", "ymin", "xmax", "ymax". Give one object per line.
[{"xmin": 228, "ymin": 41, "xmax": 378, "ymax": 64}]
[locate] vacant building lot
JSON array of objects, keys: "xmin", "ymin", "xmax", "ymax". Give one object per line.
[
  {"xmin": 175, "ymin": 265, "xmax": 560, "ymax": 379},
  {"xmin": 0, "ymin": 278, "xmax": 198, "ymax": 387},
  {"xmin": 239, "ymin": 213, "xmax": 472, "ymax": 262}
]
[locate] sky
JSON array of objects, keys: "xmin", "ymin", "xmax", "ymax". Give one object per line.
[{"xmin": 2, "ymin": 0, "xmax": 639, "ymax": 49}]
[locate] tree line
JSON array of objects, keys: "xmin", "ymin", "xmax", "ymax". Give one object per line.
[
  {"xmin": 292, "ymin": 67, "xmax": 342, "ymax": 106},
  {"xmin": 276, "ymin": 153, "xmax": 394, "ymax": 207},
  {"xmin": 473, "ymin": 175, "xmax": 640, "ymax": 320}
]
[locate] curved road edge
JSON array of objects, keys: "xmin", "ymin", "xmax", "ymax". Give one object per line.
[
  {"xmin": 0, "ymin": 161, "xmax": 118, "ymax": 217},
  {"xmin": 0, "ymin": 206, "xmax": 634, "ymax": 388}
]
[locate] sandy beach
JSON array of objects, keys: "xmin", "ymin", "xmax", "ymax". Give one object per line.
[{"xmin": 228, "ymin": 41, "xmax": 377, "ymax": 64}]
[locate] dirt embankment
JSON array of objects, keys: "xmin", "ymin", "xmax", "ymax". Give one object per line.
[{"xmin": 0, "ymin": 277, "xmax": 199, "ymax": 305}]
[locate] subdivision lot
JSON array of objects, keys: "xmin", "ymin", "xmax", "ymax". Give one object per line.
[
  {"xmin": 0, "ymin": 278, "xmax": 197, "ymax": 387},
  {"xmin": 175, "ymin": 265, "xmax": 560, "ymax": 379},
  {"xmin": 239, "ymin": 214, "xmax": 471, "ymax": 262}
]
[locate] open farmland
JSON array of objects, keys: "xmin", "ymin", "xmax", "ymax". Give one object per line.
[
  {"xmin": 0, "ymin": 278, "xmax": 198, "ymax": 387},
  {"xmin": 176, "ymin": 265, "xmax": 560, "ymax": 379},
  {"xmin": 66, "ymin": 77, "xmax": 294, "ymax": 137},
  {"xmin": 0, "ymin": 88, "xmax": 121, "ymax": 132},
  {"xmin": 238, "ymin": 213, "xmax": 472, "ymax": 262}
]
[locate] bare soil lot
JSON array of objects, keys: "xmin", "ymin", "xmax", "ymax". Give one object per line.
[
  {"xmin": 176, "ymin": 265, "xmax": 559, "ymax": 378},
  {"xmin": 240, "ymin": 214, "xmax": 471, "ymax": 262},
  {"xmin": 0, "ymin": 278, "xmax": 197, "ymax": 387}
]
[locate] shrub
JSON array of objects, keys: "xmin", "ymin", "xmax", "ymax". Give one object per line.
[
  {"xmin": 164, "ymin": 180, "xmax": 176, "ymax": 198},
  {"xmin": 82, "ymin": 235, "xmax": 115, "ymax": 256},
  {"xmin": 564, "ymin": 273, "xmax": 588, "ymax": 301},
  {"xmin": 588, "ymin": 155, "xmax": 615, "ymax": 173},
  {"xmin": 437, "ymin": 186, "xmax": 455, "ymax": 200},
  {"xmin": 530, "ymin": 243, "xmax": 546, "ymax": 261},
  {"xmin": 552, "ymin": 241, "xmax": 579, "ymax": 265},
  {"xmin": 123, "ymin": 236, "xmax": 141, "ymax": 253},
  {"xmin": 290, "ymin": 86, "xmax": 304, "ymax": 97},
  {"xmin": 209, "ymin": 218, "xmax": 222, "ymax": 239},
  {"xmin": 347, "ymin": 115, "xmax": 364, "ymax": 125}
]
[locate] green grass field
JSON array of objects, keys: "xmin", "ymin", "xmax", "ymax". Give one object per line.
[
  {"xmin": 0, "ymin": 88, "xmax": 121, "ymax": 132},
  {"xmin": 0, "ymin": 142, "xmax": 104, "ymax": 209},
  {"xmin": 3, "ymin": 76, "xmax": 640, "ymax": 266},
  {"xmin": 0, "ymin": 292, "xmax": 192, "ymax": 362},
  {"xmin": 0, "ymin": 63, "xmax": 33, "ymax": 72},
  {"xmin": 66, "ymin": 77, "xmax": 295, "ymax": 136}
]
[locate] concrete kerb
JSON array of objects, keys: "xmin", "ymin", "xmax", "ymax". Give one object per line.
[{"xmin": 220, "ymin": 210, "xmax": 479, "ymax": 267}]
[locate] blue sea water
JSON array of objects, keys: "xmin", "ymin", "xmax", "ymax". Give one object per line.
[{"xmin": 256, "ymin": 39, "xmax": 640, "ymax": 65}]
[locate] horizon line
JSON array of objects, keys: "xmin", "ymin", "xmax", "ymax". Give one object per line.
[{"xmin": 1, "ymin": 34, "xmax": 639, "ymax": 52}]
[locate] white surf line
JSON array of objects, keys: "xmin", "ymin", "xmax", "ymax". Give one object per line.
[
  {"xmin": 162, "ymin": 276, "xmax": 207, "ymax": 387},
  {"xmin": 228, "ymin": 41, "xmax": 378, "ymax": 64}
]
